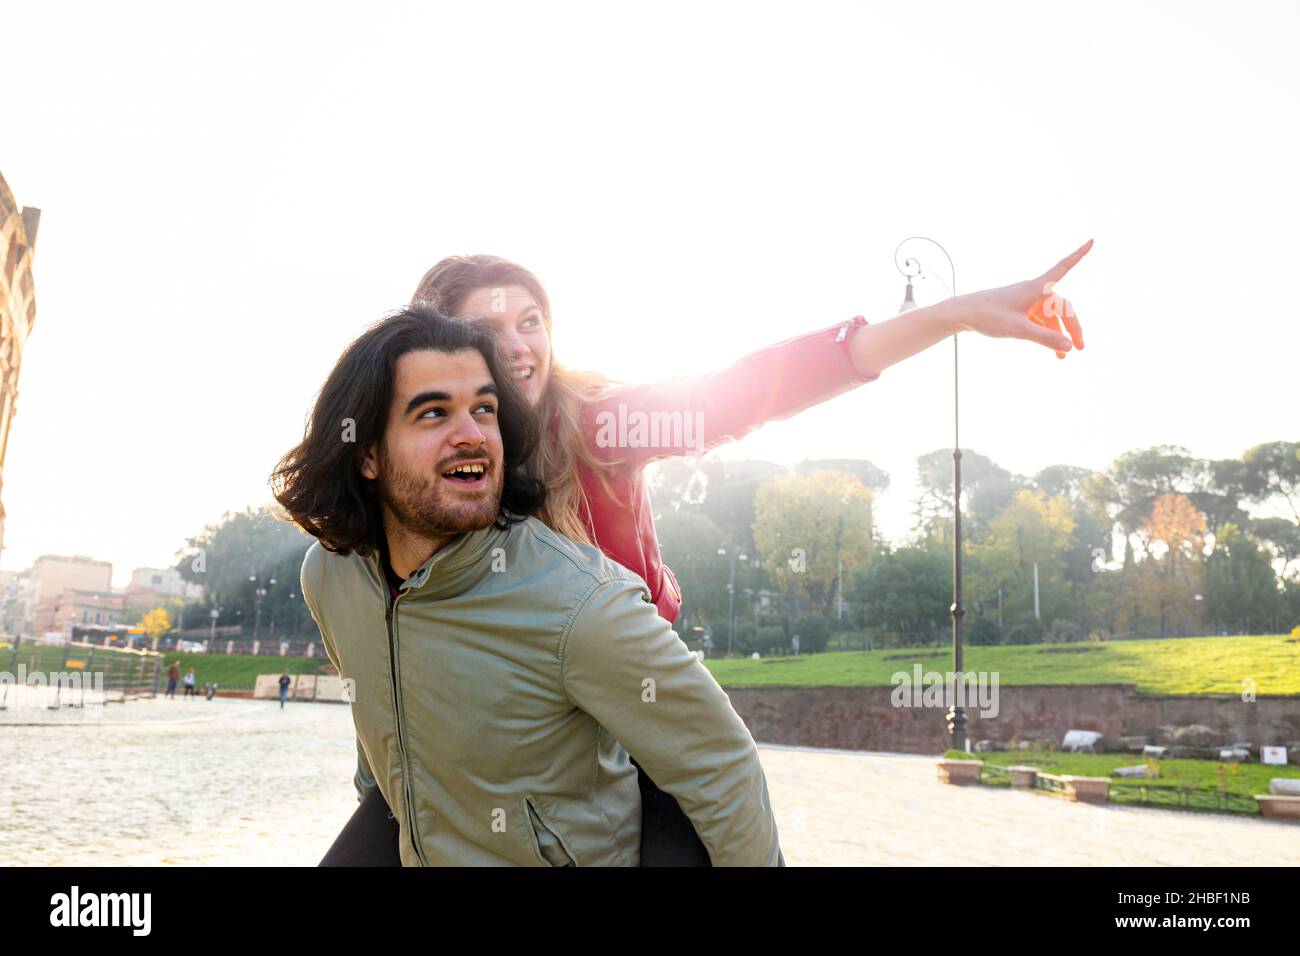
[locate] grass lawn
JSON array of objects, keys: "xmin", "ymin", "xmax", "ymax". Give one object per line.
[
  {"xmin": 943, "ymin": 748, "xmax": 1300, "ymax": 802},
  {"xmin": 704, "ymin": 634, "xmax": 1300, "ymax": 695},
  {"xmin": 156, "ymin": 653, "xmax": 331, "ymax": 689},
  {"xmin": 0, "ymin": 643, "xmax": 329, "ymax": 691},
  {"xmin": 8, "ymin": 633, "xmax": 1299, "ymax": 695}
]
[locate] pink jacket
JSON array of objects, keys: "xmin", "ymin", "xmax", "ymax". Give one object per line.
[{"xmin": 568, "ymin": 316, "xmax": 879, "ymax": 623}]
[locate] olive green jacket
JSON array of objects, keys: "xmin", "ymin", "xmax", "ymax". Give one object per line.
[{"xmin": 301, "ymin": 514, "xmax": 783, "ymax": 866}]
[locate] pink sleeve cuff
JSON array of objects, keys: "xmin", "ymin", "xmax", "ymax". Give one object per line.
[{"xmin": 836, "ymin": 315, "xmax": 880, "ymax": 384}]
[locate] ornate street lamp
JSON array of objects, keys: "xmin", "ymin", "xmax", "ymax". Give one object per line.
[{"xmin": 895, "ymin": 236, "xmax": 966, "ymax": 751}]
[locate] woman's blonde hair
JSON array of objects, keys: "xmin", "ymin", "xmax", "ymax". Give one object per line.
[{"xmin": 411, "ymin": 255, "xmax": 629, "ymax": 546}]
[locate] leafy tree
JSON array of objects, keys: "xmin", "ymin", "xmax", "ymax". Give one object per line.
[
  {"xmin": 1250, "ymin": 517, "xmax": 1300, "ymax": 581},
  {"xmin": 1140, "ymin": 492, "xmax": 1208, "ymax": 635},
  {"xmin": 654, "ymin": 510, "xmax": 730, "ymax": 636},
  {"xmin": 967, "ymin": 488, "xmax": 1076, "ymax": 629},
  {"xmin": 1034, "ymin": 464, "xmax": 1097, "ymax": 502},
  {"xmin": 1203, "ymin": 522, "xmax": 1287, "ymax": 634},
  {"xmin": 176, "ymin": 507, "xmax": 318, "ymax": 636},
  {"xmin": 139, "ymin": 607, "xmax": 171, "ymax": 647},
  {"xmin": 647, "ymin": 457, "xmax": 788, "ymax": 557},
  {"xmin": 849, "ymin": 539, "xmax": 951, "ymax": 646},
  {"xmin": 912, "ymin": 449, "xmax": 1023, "ymax": 547},
  {"xmin": 754, "ymin": 470, "xmax": 874, "ymax": 616},
  {"xmin": 1084, "ymin": 445, "xmax": 1248, "ymax": 559},
  {"xmin": 1059, "ymin": 492, "xmax": 1113, "ymax": 638},
  {"xmin": 791, "ymin": 614, "xmax": 831, "ymax": 654},
  {"xmin": 793, "ymin": 459, "xmax": 889, "ymax": 493},
  {"xmin": 1239, "ymin": 441, "xmax": 1300, "ymax": 524},
  {"xmin": 698, "ymin": 459, "xmax": 786, "ymax": 555}
]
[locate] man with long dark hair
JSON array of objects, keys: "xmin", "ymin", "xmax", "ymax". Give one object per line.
[{"xmin": 271, "ymin": 306, "xmax": 783, "ymax": 866}]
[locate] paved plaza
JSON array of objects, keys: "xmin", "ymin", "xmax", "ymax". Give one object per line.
[{"xmin": 2, "ymin": 694, "xmax": 1297, "ymax": 866}]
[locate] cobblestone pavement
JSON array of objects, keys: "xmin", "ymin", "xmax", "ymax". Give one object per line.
[
  {"xmin": 1, "ymin": 693, "xmax": 359, "ymax": 866},
  {"xmin": 758, "ymin": 744, "xmax": 1299, "ymax": 866},
  {"xmin": 2, "ymin": 696, "xmax": 1297, "ymax": 865}
]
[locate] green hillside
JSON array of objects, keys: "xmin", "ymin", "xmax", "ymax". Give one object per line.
[{"xmin": 704, "ymin": 634, "xmax": 1300, "ymax": 695}]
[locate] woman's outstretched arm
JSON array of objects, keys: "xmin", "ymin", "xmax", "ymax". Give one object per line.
[
  {"xmin": 584, "ymin": 239, "xmax": 1092, "ymax": 472},
  {"xmin": 847, "ymin": 239, "xmax": 1092, "ymax": 379}
]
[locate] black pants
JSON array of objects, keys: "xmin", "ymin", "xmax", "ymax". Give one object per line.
[
  {"xmin": 319, "ymin": 783, "xmax": 402, "ymax": 866},
  {"xmin": 319, "ymin": 760, "xmax": 711, "ymax": 867}
]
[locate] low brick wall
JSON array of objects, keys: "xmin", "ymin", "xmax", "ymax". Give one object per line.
[{"xmin": 723, "ymin": 684, "xmax": 1300, "ymax": 757}]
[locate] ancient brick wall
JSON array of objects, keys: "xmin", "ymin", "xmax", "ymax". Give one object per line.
[{"xmin": 724, "ymin": 684, "xmax": 1300, "ymax": 757}]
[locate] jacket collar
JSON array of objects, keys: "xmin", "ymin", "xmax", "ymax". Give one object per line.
[{"xmin": 366, "ymin": 516, "xmax": 514, "ymax": 602}]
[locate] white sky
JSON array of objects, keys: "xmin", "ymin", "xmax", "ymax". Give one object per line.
[{"xmin": 2, "ymin": 0, "xmax": 1297, "ymax": 587}]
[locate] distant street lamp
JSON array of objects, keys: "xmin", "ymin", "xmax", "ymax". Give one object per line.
[
  {"xmin": 250, "ymin": 574, "xmax": 277, "ymax": 638},
  {"xmin": 895, "ymin": 236, "xmax": 966, "ymax": 751},
  {"xmin": 718, "ymin": 546, "xmax": 748, "ymax": 656}
]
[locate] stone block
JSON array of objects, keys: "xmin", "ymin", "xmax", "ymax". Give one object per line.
[
  {"xmin": 937, "ymin": 759, "xmax": 983, "ymax": 785},
  {"xmin": 1061, "ymin": 775, "xmax": 1110, "ymax": 802},
  {"xmin": 1255, "ymin": 795, "xmax": 1300, "ymax": 820},
  {"xmin": 1008, "ymin": 765, "xmax": 1039, "ymax": 788}
]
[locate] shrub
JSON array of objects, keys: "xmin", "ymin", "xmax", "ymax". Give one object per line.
[
  {"xmin": 1006, "ymin": 617, "xmax": 1045, "ymax": 645},
  {"xmin": 792, "ymin": 615, "xmax": 832, "ymax": 654},
  {"xmin": 756, "ymin": 625, "xmax": 786, "ymax": 655},
  {"xmin": 729, "ymin": 623, "xmax": 757, "ymax": 656},
  {"xmin": 830, "ymin": 630, "xmax": 864, "ymax": 651},
  {"xmin": 967, "ymin": 616, "xmax": 1000, "ymax": 645},
  {"xmin": 1048, "ymin": 617, "xmax": 1082, "ymax": 643}
]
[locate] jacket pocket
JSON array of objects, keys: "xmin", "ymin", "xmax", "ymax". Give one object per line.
[{"xmin": 523, "ymin": 796, "xmax": 577, "ymax": 867}]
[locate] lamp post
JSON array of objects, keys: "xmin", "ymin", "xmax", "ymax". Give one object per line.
[
  {"xmin": 717, "ymin": 546, "xmax": 748, "ymax": 657},
  {"xmin": 249, "ymin": 574, "xmax": 276, "ymax": 638},
  {"xmin": 895, "ymin": 236, "xmax": 966, "ymax": 751}
]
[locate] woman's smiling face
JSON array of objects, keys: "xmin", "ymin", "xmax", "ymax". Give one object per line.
[{"xmin": 456, "ymin": 284, "xmax": 551, "ymax": 407}]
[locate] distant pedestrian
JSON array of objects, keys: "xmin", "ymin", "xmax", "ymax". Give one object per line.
[
  {"xmin": 205, "ymin": 682, "xmax": 218, "ymax": 701},
  {"xmin": 278, "ymin": 670, "xmax": 292, "ymax": 710},
  {"xmin": 183, "ymin": 667, "xmax": 197, "ymax": 698},
  {"xmin": 166, "ymin": 660, "xmax": 180, "ymax": 699}
]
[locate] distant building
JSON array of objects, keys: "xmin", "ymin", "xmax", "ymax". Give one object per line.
[
  {"xmin": 0, "ymin": 567, "xmax": 25, "ymax": 633},
  {"xmin": 23, "ymin": 554, "xmax": 113, "ymax": 632},
  {"xmin": 127, "ymin": 566, "xmax": 204, "ymax": 609},
  {"xmin": 33, "ymin": 587, "xmax": 127, "ymax": 635},
  {"xmin": 0, "ymin": 169, "xmax": 39, "ymax": 559}
]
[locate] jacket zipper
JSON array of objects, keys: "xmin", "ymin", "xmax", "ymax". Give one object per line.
[{"xmin": 386, "ymin": 586, "xmax": 429, "ymax": 866}]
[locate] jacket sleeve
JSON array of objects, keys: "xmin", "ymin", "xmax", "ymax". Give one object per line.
[
  {"xmin": 300, "ymin": 545, "xmax": 378, "ymax": 804},
  {"xmin": 582, "ymin": 317, "xmax": 878, "ymax": 472},
  {"xmin": 559, "ymin": 577, "xmax": 783, "ymax": 866}
]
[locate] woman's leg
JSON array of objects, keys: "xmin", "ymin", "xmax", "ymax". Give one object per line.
[
  {"xmin": 319, "ymin": 786, "xmax": 403, "ymax": 866},
  {"xmin": 633, "ymin": 757, "xmax": 712, "ymax": 867},
  {"xmin": 319, "ymin": 762, "xmax": 711, "ymax": 867}
]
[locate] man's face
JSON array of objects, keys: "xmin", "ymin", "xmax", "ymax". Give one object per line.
[{"xmin": 360, "ymin": 348, "xmax": 505, "ymax": 542}]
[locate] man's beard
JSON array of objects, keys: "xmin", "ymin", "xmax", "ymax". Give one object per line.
[{"xmin": 374, "ymin": 449, "xmax": 501, "ymax": 541}]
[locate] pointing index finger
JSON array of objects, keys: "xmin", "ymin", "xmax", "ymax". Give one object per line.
[{"xmin": 1042, "ymin": 238, "xmax": 1094, "ymax": 284}]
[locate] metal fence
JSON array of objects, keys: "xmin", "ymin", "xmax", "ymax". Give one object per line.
[
  {"xmin": 1, "ymin": 636, "xmax": 163, "ymax": 705},
  {"xmin": 1105, "ymin": 781, "xmax": 1258, "ymax": 815},
  {"xmin": 977, "ymin": 762, "xmax": 1262, "ymax": 817},
  {"xmin": 176, "ymin": 639, "xmax": 324, "ymax": 658}
]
